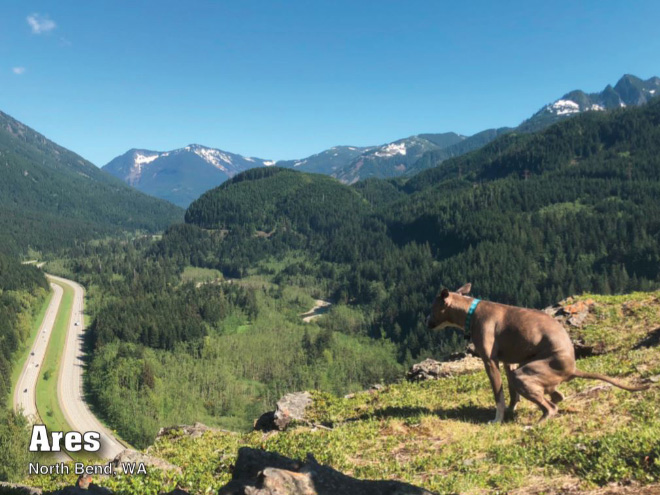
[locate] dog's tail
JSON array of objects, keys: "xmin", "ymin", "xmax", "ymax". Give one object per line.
[{"xmin": 571, "ymin": 369, "xmax": 649, "ymax": 392}]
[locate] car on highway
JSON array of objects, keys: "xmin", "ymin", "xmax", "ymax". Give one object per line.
[
  {"xmin": 23, "ymin": 388, "xmax": 27, "ymax": 393},
  {"xmin": 75, "ymin": 322, "xmax": 80, "ymax": 326}
]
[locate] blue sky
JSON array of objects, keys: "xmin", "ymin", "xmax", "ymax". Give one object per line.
[{"xmin": 2, "ymin": 1, "xmax": 659, "ymax": 166}]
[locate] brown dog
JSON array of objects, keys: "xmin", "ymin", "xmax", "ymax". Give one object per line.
[{"xmin": 426, "ymin": 284, "xmax": 648, "ymax": 423}]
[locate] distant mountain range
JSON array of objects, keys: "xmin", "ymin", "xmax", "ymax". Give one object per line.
[
  {"xmin": 0, "ymin": 110, "xmax": 182, "ymax": 255},
  {"xmin": 519, "ymin": 74, "xmax": 660, "ymax": 132},
  {"xmin": 103, "ymin": 74, "xmax": 659, "ymax": 206},
  {"xmin": 103, "ymin": 145, "xmax": 275, "ymax": 207}
]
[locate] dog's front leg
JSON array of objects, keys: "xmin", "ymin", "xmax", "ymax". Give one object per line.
[
  {"xmin": 504, "ymin": 364, "xmax": 520, "ymax": 413},
  {"xmin": 482, "ymin": 358, "xmax": 506, "ymax": 423}
]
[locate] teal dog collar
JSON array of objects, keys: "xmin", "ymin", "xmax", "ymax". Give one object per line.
[{"xmin": 465, "ymin": 298, "xmax": 481, "ymax": 333}]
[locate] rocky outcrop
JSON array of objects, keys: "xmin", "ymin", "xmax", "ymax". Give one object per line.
[
  {"xmin": 406, "ymin": 355, "xmax": 483, "ymax": 382},
  {"xmin": 544, "ymin": 298, "xmax": 601, "ymax": 358},
  {"xmin": 218, "ymin": 447, "xmax": 437, "ymax": 495},
  {"xmin": 254, "ymin": 392, "xmax": 313, "ymax": 431},
  {"xmin": 544, "ymin": 298, "xmax": 596, "ymax": 328},
  {"xmin": 156, "ymin": 422, "xmax": 230, "ymax": 441}
]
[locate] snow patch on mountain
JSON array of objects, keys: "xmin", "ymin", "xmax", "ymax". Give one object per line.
[
  {"xmin": 192, "ymin": 147, "xmax": 233, "ymax": 173},
  {"xmin": 374, "ymin": 142, "xmax": 407, "ymax": 157},
  {"xmin": 550, "ymin": 99, "xmax": 580, "ymax": 115},
  {"xmin": 126, "ymin": 151, "xmax": 162, "ymax": 184},
  {"xmin": 134, "ymin": 152, "xmax": 160, "ymax": 165}
]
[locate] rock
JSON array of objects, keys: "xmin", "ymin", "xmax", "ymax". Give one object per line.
[
  {"xmin": 217, "ymin": 447, "xmax": 437, "ymax": 495},
  {"xmin": 111, "ymin": 449, "xmax": 181, "ymax": 475},
  {"xmin": 254, "ymin": 392, "xmax": 313, "ymax": 432},
  {"xmin": 544, "ymin": 298, "xmax": 597, "ymax": 328},
  {"xmin": 156, "ymin": 422, "xmax": 229, "ymax": 441},
  {"xmin": 406, "ymin": 356, "xmax": 483, "ymax": 382},
  {"xmin": 559, "ymin": 299, "xmax": 596, "ymax": 327}
]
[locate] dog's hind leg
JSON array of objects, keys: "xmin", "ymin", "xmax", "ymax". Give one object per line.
[
  {"xmin": 548, "ymin": 388, "xmax": 564, "ymax": 404},
  {"xmin": 511, "ymin": 361, "xmax": 559, "ymax": 422},
  {"xmin": 504, "ymin": 364, "xmax": 520, "ymax": 413}
]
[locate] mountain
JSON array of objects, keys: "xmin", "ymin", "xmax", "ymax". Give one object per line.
[
  {"xmin": 276, "ymin": 145, "xmax": 372, "ymax": 175},
  {"xmin": 404, "ymin": 127, "xmax": 512, "ymax": 177},
  {"xmin": 331, "ymin": 132, "xmax": 466, "ymax": 184},
  {"xmin": 519, "ymin": 74, "xmax": 660, "ymax": 132},
  {"xmin": 105, "ymin": 74, "xmax": 659, "ymax": 202},
  {"xmin": 0, "ymin": 110, "xmax": 183, "ymax": 255},
  {"xmin": 103, "ymin": 144, "xmax": 275, "ymax": 207}
]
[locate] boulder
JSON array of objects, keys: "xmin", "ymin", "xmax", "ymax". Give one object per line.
[
  {"xmin": 217, "ymin": 447, "xmax": 437, "ymax": 495},
  {"xmin": 406, "ymin": 356, "xmax": 483, "ymax": 382},
  {"xmin": 544, "ymin": 298, "xmax": 596, "ymax": 328},
  {"xmin": 254, "ymin": 392, "xmax": 313, "ymax": 431},
  {"xmin": 544, "ymin": 298, "xmax": 602, "ymax": 357}
]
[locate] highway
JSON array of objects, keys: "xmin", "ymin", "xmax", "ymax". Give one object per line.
[
  {"xmin": 48, "ymin": 274, "xmax": 126, "ymax": 460},
  {"xmin": 13, "ymin": 282, "xmax": 70, "ymax": 463},
  {"xmin": 13, "ymin": 274, "xmax": 126, "ymax": 460}
]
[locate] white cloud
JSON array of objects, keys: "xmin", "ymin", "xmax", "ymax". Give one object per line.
[
  {"xmin": 12, "ymin": 67, "xmax": 26, "ymax": 75},
  {"xmin": 27, "ymin": 13, "xmax": 56, "ymax": 34}
]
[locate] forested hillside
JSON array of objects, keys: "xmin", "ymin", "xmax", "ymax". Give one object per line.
[
  {"xmin": 0, "ymin": 254, "xmax": 48, "ymax": 480},
  {"xmin": 0, "ymin": 111, "xmax": 183, "ymax": 256},
  {"xmin": 159, "ymin": 98, "xmax": 660, "ymax": 362}
]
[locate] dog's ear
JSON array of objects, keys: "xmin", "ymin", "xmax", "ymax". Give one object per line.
[
  {"xmin": 439, "ymin": 288, "xmax": 450, "ymax": 300},
  {"xmin": 456, "ymin": 283, "xmax": 472, "ymax": 295}
]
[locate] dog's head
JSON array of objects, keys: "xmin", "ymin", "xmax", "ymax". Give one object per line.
[{"xmin": 426, "ymin": 283, "xmax": 472, "ymax": 330}]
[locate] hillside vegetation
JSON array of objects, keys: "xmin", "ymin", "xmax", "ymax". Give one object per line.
[
  {"xmin": 46, "ymin": 238, "xmax": 402, "ymax": 449},
  {"xmin": 23, "ymin": 290, "xmax": 660, "ymax": 494},
  {"xmin": 0, "ymin": 254, "xmax": 47, "ymax": 480},
  {"xmin": 0, "ymin": 110, "xmax": 182, "ymax": 256},
  {"xmin": 160, "ymin": 99, "xmax": 660, "ymax": 362}
]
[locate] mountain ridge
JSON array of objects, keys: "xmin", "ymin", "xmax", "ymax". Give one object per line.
[
  {"xmin": 0, "ymin": 110, "xmax": 183, "ymax": 255},
  {"xmin": 103, "ymin": 73, "xmax": 659, "ymax": 205}
]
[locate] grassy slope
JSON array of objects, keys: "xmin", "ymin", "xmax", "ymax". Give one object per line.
[
  {"xmin": 24, "ymin": 291, "xmax": 660, "ymax": 494},
  {"xmin": 8, "ymin": 290, "xmax": 52, "ymax": 411}
]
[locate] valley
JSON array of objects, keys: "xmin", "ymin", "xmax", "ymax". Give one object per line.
[{"xmin": 2, "ymin": 72, "xmax": 660, "ymax": 494}]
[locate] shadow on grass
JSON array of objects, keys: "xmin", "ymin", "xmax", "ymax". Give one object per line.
[
  {"xmin": 349, "ymin": 404, "xmax": 494, "ymax": 424},
  {"xmin": 634, "ymin": 327, "xmax": 660, "ymax": 349}
]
